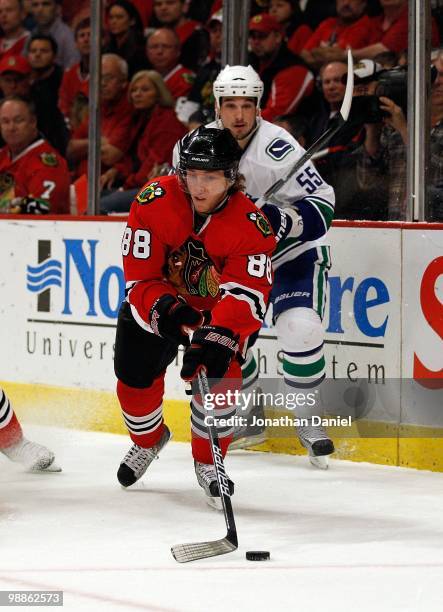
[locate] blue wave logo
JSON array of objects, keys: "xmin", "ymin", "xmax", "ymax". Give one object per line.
[{"xmin": 26, "ymin": 259, "xmax": 62, "ymax": 293}]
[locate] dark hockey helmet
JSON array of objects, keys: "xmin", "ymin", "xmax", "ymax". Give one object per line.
[{"xmin": 177, "ymin": 126, "xmax": 242, "ymax": 185}]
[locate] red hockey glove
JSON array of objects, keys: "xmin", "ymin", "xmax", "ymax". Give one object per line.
[
  {"xmin": 180, "ymin": 326, "xmax": 239, "ymax": 383},
  {"xmin": 150, "ymin": 294, "xmax": 204, "ymax": 345}
]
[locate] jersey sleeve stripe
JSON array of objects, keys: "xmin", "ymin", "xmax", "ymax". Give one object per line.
[{"xmin": 219, "ymin": 282, "xmax": 267, "ymax": 322}]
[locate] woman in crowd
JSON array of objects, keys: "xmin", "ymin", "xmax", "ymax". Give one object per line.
[
  {"xmin": 100, "ymin": 69, "xmax": 186, "ymax": 213},
  {"xmin": 103, "ymin": 0, "xmax": 146, "ymax": 77},
  {"xmin": 269, "ymin": 0, "xmax": 312, "ymax": 56}
]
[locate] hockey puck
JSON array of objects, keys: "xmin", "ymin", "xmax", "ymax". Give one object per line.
[{"xmin": 246, "ymin": 551, "xmax": 270, "ymax": 561}]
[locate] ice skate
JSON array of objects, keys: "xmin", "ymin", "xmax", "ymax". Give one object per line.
[
  {"xmin": 194, "ymin": 460, "xmax": 234, "ymax": 510},
  {"xmin": 229, "ymin": 391, "xmax": 266, "ymax": 450},
  {"xmin": 117, "ymin": 425, "xmax": 171, "ymax": 487},
  {"xmin": 296, "ymin": 420, "xmax": 334, "ymax": 470},
  {"xmin": 1, "ymin": 437, "xmax": 61, "ymax": 472}
]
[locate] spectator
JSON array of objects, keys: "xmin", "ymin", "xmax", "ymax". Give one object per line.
[
  {"xmin": 319, "ymin": 0, "xmax": 440, "ymax": 63},
  {"xmin": 30, "ymin": 0, "xmax": 79, "ymax": 69},
  {"xmin": 146, "ymin": 28, "xmax": 195, "ymax": 100},
  {"xmin": 357, "ymin": 52, "xmax": 443, "ymax": 220},
  {"xmin": 175, "ymin": 9, "xmax": 222, "ymax": 124},
  {"xmin": 0, "ymin": 0, "xmax": 31, "ymax": 60},
  {"xmin": 67, "ymin": 53, "xmax": 132, "ymax": 179},
  {"xmin": 269, "ymin": 0, "xmax": 313, "ymax": 55},
  {"xmin": 249, "ymin": 13, "xmax": 315, "ymax": 121},
  {"xmin": 27, "ymin": 33, "xmax": 68, "ymax": 153},
  {"xmin": 307, "ymin": 60, "xmax": 370, "ymax": 218},
  {"xmin": 273, "ymin": 112, "xmax": 309, "ymax": 147},
  {"xmin": 67, "ymin": 53, "xmax": 131, "ymax": 177},
  {"xmin": 301, "ymin": 0, "xmax": 373, "ymax": 70},
  {"xmin": 100, "ymin": 69, "xmax": 186, "ymax": 213},
  {"xmin": 0, "ymin": 53, "xmax": 66, "ymax": 152},
  {"xmin": 0, "ymin": 53, "xmax": 31, "ymax": 97},
  {"xmin": 152, "ymin": 0, "xmax": 208, "ymax": 71},
  {"xmin": 28, "ymin": 34, "xmax": 62, "ymax": 102},
  {"xmin": 0, "ymin": 96, "xmax": 70, "ymax": 213},
  {"xmin": 358, "ymin": 0, "xmax": 440, "ymax": 60},
  {"xmin": 103, "ymin": 0, "xmax": 146, "ymax": 77},
  {"xmin": 58, "ymin": 16, "xmax": 90, "ymax": 129}
]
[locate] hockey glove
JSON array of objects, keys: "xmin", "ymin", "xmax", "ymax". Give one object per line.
[
  {"xmin": 181, "ymin": 325, "xmax": 239, "ymax": 383},
  {"xmin": 150, "ymin": 294, "xmax": 204, "ymax": 345}
]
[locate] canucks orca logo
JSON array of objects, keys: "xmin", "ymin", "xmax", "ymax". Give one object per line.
[
  {"xmin": 247, "ymin": 211, "xmax": 272, "ymax": 237},
  {"xmin": 265, "ymin": 138, "xmax": 294, "ymax": 161},
  {"xmin": 136, "ymin": 181, "xmax": 165, "ymax": 204}
]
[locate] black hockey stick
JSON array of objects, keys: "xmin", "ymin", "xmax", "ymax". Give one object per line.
[
  {"xmin": 255, "ymin": 50, "xmax": 354, "ymax": 207},
  {"xmin": 171, "ymin": 370, "xmax": 238, "ymax": 563}
]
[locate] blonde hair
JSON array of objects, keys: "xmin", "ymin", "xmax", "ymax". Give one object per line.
[{"xmin": 129, "ymin": 70, "xmax": 175, "ymax": 108}]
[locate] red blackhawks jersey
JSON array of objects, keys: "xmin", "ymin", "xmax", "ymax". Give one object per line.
[
  {"xmin": 122, "ymin": 175, "xmax": 276, "ymax": 346},
  {"xmin": 0, "ymin": 139, "xmax": 70, "ymax": 214}
]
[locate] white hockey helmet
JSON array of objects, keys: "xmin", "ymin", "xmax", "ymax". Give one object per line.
[{"xmin": 213, "ymin": 64, "xmax": 264, "ymax": 110}]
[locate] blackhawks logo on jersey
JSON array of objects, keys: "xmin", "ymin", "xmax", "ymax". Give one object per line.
[
  {"xmin": 247, "ymin": 211, "xmax": 272, "ymax": 237},
  {"xmin": 40, "ymin": 152, "xmax": 58, "ymax": 167},
  {"xmin": 166, "ymin": 239, "xmax": 220, "ymax": 299},
  {"xmin": 136, "ymin": 181, "xmax": 165, "ymax": 204}
]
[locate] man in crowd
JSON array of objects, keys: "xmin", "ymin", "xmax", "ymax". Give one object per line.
[
  {"xmin": 357, "ymin": 52, "xmax": 443, "ymax": 220},
  {"xmin": 28, "ymin": 33, "xmax": 68, "ymax": 154},
  {"xmin": 152, "ymin": 0, "xmax": 207, "ymax": 71},
  {"xmin": 146, "ymin": 28, "xmax": 195, "ymax": 101},
  {"xmin": 30, "ymin": 0, "xmax": 79, "ymax": 69},
  {"xmin": 305, "ymin": 60, "xmax": 366, "ymax": 218},
  {"xmin": 0, "ymin": 96, "xmax": 70, "ymax": 214},
  {"xmin": 301, "ymin": 0, "xmax": 372, "ymax": 70},
  {"xmin": 0, "ymin": 52, "xmax": 30, "ymax": 97},
  {"xmin": 67, "ymin": 53, "xmax": 132, "ymax": 179},
  {"xmin": 58, "ymin": 16, "xmax": 90, "ymax": 129},
  {"xmin": 249, "ymin": 13, "xmax": 314, "ymax": 121},
  {"xmin": 315, "ymin": 0, "xmax": 440, "ymax": 64},
  {"xmin": 0, "ymin": 0, "xmax": 30, "ymax": 60},
  {"xmin": 0, "ymin": 386, "xmax": 60, "ymax": 471}
]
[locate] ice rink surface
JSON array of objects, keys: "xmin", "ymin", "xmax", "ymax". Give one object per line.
[{"xmin": 1, "ymin": 426, "xmax": 443, "ymax": 612}]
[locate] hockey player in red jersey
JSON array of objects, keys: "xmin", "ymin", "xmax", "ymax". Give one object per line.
[
  {"xmin": 115, "ymin": 127, "xmax": 276, "ymax": 503},
  {"xmin": 0, "ymin": 386, "xmax": 61, "ymax": 471}
]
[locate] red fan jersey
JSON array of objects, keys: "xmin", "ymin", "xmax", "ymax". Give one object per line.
[
  {"xmin": 0, "ymin": 139, "xmax": 70, "ymax": 214},
  {"xmin": 121, "ymin": 175, "xmax": 276, "ymax": 345},
  {"xmin": 164, "ymin": 64, "xmax": 195, "ymax": 100}
]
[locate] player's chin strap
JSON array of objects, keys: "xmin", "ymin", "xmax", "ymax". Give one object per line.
[{"xmin": 254, "ymin": 50, "xmax": 354, "ymax": 209}]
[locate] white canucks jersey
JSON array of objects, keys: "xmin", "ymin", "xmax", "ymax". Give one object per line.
[{"xmin": 172, "ymin": 118, "xmax": 335, "ymax": 267}]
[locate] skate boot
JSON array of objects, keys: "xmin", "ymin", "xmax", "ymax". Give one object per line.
[
  {"xmin": 194, "ymin": 460, "xmax": 234, "ymax": 510},
  {"xmin": 230, "ymin": 390, "xmax": 266, "ymax": 450},
  {"xmin": 296, "ymin": 419, "xmax": 334, "ymax": 469},
  {"xmin": 1, "ymin": 437, "xmax": 60, "ymax": 472},
  {"xmin": 117, "ymin": 425, "xmax": 171, "ymax": 487}
]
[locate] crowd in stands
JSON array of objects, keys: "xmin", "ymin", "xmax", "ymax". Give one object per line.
[{"xmin": 0, "ymin": 0, "xmax": 441, "ymax": 220}]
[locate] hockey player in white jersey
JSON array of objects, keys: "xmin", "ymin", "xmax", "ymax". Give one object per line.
[
  {"xmin": 173, "ymin": 65, "xmax": 335, "ymax": 468},
  {"xmin": 0, "ymin": 386, "xmax": 61, "ymax": 472}
]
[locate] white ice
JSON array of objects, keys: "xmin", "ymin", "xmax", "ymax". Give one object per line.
[{"xmin": 1, "ymin": 426, "xmax": 443, "ymax": 612}]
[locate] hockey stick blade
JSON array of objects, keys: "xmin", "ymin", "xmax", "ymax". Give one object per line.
[
  {"xmin": 257, "ymin": 49, "xmax": 354, "ymax": 206},
  {"xmin": 171, "ymin": 532, "xmax": 237, "ymax": 563},
  {"xmin": 171, "ymin": 370, "xmax": 238, "ymax": 563}
]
